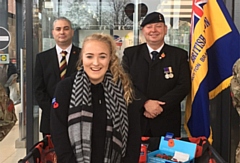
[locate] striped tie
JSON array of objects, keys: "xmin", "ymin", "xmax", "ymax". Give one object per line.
[{"xmin": 59, "ymin": 51, "xmax": 67, "ymax": 79}]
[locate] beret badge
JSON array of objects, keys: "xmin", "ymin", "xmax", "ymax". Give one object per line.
[{"xmin": 159, "ymin": 14, "xmax": 163, "ymax": 21}]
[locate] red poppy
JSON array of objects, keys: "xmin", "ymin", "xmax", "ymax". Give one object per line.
[
  {"xmin": 168, "ymin": 139, "xmax": 175, "ymax": 147},
  {"xmin": 53, "ymin": 102, "xmax": 59, "ymax": 109}
]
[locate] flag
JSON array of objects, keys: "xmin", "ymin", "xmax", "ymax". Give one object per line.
[{"xmin": 184, "ymin": 0, "xmax": 240, "ymax": 142}]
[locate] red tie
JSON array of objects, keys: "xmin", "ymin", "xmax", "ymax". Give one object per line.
[{"xmin": 59, "ymin": 51, "xmax": 67, "ymax": 79}]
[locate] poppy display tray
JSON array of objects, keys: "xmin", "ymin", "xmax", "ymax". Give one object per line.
[{"xmin": 147, "ymin": 136, "xmax": 197, "ymax": 163}]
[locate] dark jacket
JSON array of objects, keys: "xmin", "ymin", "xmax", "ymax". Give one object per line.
[
  {"xmin": 122, "ymin": 43, "xmax": 191, "ymax": 137},
  {"xmin": 51, "ymin": 75, "xmax": 141, "ymax": 163},
  {"xmin": 7, "ymin": 62, "xmax": 17, "ymax": 79},
  {"xmin": 34, "ymin": 45, "xmax": 81, "ymax": 133}
]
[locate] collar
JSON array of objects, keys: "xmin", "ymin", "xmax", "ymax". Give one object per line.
[
  {"xmin": 56, "ymin": 44, "xmax": 73, "ymax": 56},
  {"xmin": 147, "ymin": 43, "xmax": 164, "ymax": 54}
]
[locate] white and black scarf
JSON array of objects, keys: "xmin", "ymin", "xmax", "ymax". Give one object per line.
[{"xmin": 68, "ymin": 67, "xmax": 128, "ymax": 163}]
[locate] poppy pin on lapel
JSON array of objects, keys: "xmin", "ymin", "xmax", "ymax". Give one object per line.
[
  {"xmin": 53, "ymin": 102, "xmax": 59, "ymax": 109},
  {"xmin": 52, "ymin": 98, "xmax": 59, "ymax": 109},
  {"xmin": 159, "ymin": 52, "xmax": 165, "ymax": 59}
]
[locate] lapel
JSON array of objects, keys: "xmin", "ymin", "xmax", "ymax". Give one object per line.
[
  {"xmin": 151, "ymin": 44, "xmax": 168, "ymax": 66},
  {"xmin": 66, "ymin": 45, "xmax": 79, "ymax": 76},
  {"xmin": 159, "ymin": 44, "xmax": 167, "ymax": 55},
  {"xmin": 141, "ymin": 43, "xmax": 152, "ymax": 63},
  {"xmin": 50, "ymin": 47, "xmax": 61, "ymax": 80}
]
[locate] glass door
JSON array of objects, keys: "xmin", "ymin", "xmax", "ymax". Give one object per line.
[
  {"xmin": 24, "ymin": 1, "xmax": 239, "ymax": 162},
  {"xmin": 37, "ymin": 0, "xmax": 192, "ymax": 136}
]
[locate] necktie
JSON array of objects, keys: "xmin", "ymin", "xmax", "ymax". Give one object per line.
[
  {"xmin": 151, "ymin": 51, "xmax": 158, "ymax": 61},
  {"xmin": 59, "ymin": 51, "xmax": 68, "ymax": 79}
]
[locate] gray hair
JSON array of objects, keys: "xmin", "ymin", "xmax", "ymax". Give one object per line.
[{"xmin": 52, "ymin": 17, "xmax": 73, "ymax": 29}]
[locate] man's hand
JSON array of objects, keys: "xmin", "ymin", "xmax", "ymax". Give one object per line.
[{"xmin": 144, "ymin": 100, "xmax": 165, "ymax": 118}]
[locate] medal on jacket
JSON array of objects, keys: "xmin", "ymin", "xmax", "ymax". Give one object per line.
[
  {"xmin": 168, "ymin": 67, "xmax": 174, "ymax": 78},
  {"xmin": 164, "ymin": 67, "xmax": 174, "ymax": 79}
]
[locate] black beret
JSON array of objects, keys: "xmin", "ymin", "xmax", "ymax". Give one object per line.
[{"xmin": 140, "ymin": 12, "xmax": 165, "ymax": 27}]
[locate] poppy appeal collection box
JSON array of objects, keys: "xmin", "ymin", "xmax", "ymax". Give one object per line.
[{"xmin": 147, "ymin": 136, "xmax": 197, "ymax": 163}]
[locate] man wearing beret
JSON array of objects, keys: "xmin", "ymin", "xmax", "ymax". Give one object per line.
[{"xmin": 122, "ymin": 12, "xmax": 191, "ymax": 137}]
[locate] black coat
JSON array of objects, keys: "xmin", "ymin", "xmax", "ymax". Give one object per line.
[
  {"xmin": 34, "ymin": 45, "xmax": 81, "ymax": 133},
  {"xmin": 122, "ymin": 43, "xmax": 191, "ymax": 137},
  {"xmin": 7, "ymin": 62, "xmax": 17, "ymax": 79},
  {"xmin": 51, "ymin": 75, "xmax": 141, "ymax": 163}
]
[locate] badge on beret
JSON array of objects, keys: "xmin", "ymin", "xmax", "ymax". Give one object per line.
[{"xmin": 159, "ymin": 14, "xmax": 163, "ymax": 21}]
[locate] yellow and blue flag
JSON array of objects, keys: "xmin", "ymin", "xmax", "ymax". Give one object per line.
[{"xmin": 184, "ymin": 0, "xmax": 240, "ymax": 142}]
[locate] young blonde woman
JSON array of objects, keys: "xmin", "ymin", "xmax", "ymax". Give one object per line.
[{"xmin": 51, "ymin": 33, "xmax": 141, "ymax": 163}]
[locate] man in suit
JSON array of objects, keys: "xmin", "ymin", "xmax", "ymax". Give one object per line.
[
  {"xmin": 122, "ymin": 12, "xmax": 191, "ymax": 137},
  {"xmin": 34, "ymin": 17, "xmax": 81, "ymax": 137}
]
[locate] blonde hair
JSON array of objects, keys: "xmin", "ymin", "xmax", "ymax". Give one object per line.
[{"xmin": 77, "ymin": 33, "xmax": 134, "ymax": 105}]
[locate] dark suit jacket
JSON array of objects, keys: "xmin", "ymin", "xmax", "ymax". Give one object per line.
[
  {"xmin": 34, "ymin": 45, "xmax": 81, "ymax": 133},
  {"xmin": 122, "ymin": 43, "xmax": 191, "ymax": 137}
]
